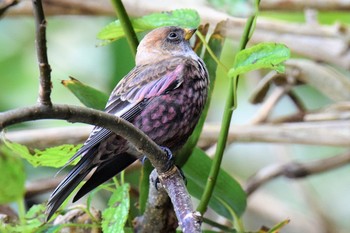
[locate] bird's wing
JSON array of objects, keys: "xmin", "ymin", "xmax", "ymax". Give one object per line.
[{"xmin": 65, "ymin": 57, "xmax": 187, "ymax": 163}]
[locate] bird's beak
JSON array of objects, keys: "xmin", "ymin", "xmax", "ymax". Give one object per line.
[{"xmin": 184, "ymin": 28, "xmax": 197, "ymax": 41}]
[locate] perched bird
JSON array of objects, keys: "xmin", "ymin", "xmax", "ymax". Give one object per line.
[{"xmin": 46, "ymin": 26, "xmax": 209, "ymax": 220}]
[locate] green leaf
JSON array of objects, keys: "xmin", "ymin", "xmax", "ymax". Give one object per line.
[
  {"xmin": 98, "ymin": 9, "xmax": 200, "ymax": 44},
  {"xmin": 183, "ymin": 148, "xmax": 246, "ymax": 219},
  {"xmin": 102, "ymin": 183, "xmax": 130, "ymax": 233},
  {"xmin": 229, "ymin": 43, "xmax": 290, "ymax": 77},
  {"xmin": 24, "ymin": 204, "xmax": 47, "ymax": 230},
  {"xmin": 0, "ymin": 145, "xmax": 25, "ymax": 203},
  {"xmin": 4, "ymin": 140, "xmax": 81, "ymax": 168},
  {"xmin": 62, "ymin": 77, "xmax": 109, "ymax": 110},
  {"xmin": 208, "ymin": 0, "xmax": 255, "ymax": 17}
]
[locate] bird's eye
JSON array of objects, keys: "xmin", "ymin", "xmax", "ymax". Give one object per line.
[{"xmin": 167, "ymin": 32, "xmax": 179, "ymax": 40}]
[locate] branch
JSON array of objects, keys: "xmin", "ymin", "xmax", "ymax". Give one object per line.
[
  {"xmin": 245, "ymin": 150, "xmax": 350, "ymax": 195},
  {"xmin": 0, "ymin": 104, "xmax": 200, "ymax": 231},
  {"xmin": 199, "ymin": 121, "xmax": 350, "ymax": 147},
  {"xmin": 6, "ymin": 1, "xmax": 350, "ymax": 69},
  {"xmin": 0, "ymin": 104, "xmax": 171, "ymax": 172},
  {"xmin": 260, "ymin": 0, "xmax": 350, "ymax": 11},
  {"xmin": 0, "ymin": 0, "xmax": 18, "ymax": 17},
  {"xmin": 32, "ymin": 0, "xmax": 52, "ymax": 106},
  {"xmin": 6, "ymin": 119, "xmax": 350, "ymax": 149},
  {"xmin": 157, "ymin": 167, "xmax": 202, "ymax": 233},
  {"xmin": 133, "ymin": 170, "xmax": 177, "ymax": 233}
]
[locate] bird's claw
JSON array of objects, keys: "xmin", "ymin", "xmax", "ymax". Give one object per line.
[
  {"xmin": 140, "ymin": 155, "xmax": 148, "ymax": 165},
  {"xmin": 160, "ymin": 146, "xmax": 174, "ymax": 172}
]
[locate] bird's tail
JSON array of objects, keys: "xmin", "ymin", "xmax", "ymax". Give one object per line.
[
  {"xmin": 46, "ymin": 150, "xmax": 96, "ymax": 221},
  {"xmin": 46, "ymin": 152, "xmax": 138, "ymax": 221}
]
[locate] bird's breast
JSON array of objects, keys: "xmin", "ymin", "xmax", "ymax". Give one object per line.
[{"xmin": 133, "ymin": 77, "xmax": 208, "ymax": 151}]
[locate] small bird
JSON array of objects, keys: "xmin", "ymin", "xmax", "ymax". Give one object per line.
[{"xmin": 46, "ymin": 26, "xmax": 209, "ymax": 220}]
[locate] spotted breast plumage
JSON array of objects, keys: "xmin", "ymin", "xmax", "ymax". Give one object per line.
[{"xmin": 46, "ymin": 26, "xmax": 209, "ymax": 220}]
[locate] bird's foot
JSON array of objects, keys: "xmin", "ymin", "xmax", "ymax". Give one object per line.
[
  {"xmin": 160, "ymin": 146, "xmax": 174, "ymax": 172},
  {"xmin": 140, "ymin": 155, "xmax": 148, "ymax": 164},
  {"xmin": 153, "ymin": 165, "xmax": 187, "ymax": 190}
]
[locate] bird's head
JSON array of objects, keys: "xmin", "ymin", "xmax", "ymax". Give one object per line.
[{"xmin": 136, "ymin": 26, "xmax": 197, "ymax": 65}]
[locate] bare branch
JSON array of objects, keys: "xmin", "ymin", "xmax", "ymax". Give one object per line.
[
  {"xmin": 25, "ymin": 176, "xmax": 65, "ymax": 198},
  {"xmin": 245, "ymin": 150, "xmax": 350, "ymax": 195},
  {"xmin": 6, "ymin": 118, "xmax": 350, "ymax": 149},
  {"xmin": 260, "ymin": 0, "xmax": 350, "ymax": 11},
  {"xmin": 158, "ymin": 167, "xmax": 202, "ymax": 233},
  {"xmin": 0, "ymin": 0, "xmax": 18, "ymax": 17},
  {"xmin": 0, "ymin": 104, "xmax": 200, "ymax": 231},
  {"xmin": 0, "ymin": 104, "xmax": 171, "ymax": 172},
  {"xmin": 250, "ymin": 86, "xmax": 291, "ymax": 124},
  {"xmin": 5, "ymin": 1, "xmax": 350, "ymax": 69},
  {"xmin": 199, "ymin": 121, "xmax": 350, "ymax": 148},
  {"xmin": 133, "ymin": 170, "xmax": 177, "ymax": 233},
  {"xmin": 32, "ymin": 0, "xmax": 52, "ymax": 106}
]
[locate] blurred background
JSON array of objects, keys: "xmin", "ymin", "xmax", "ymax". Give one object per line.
[{"xmin": 1, "ymin": 0, "xmax": 350, "ymax": 232}]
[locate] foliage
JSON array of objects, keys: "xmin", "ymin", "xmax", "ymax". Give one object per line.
[
  {"xmin": 102, "ymin": 183, "xmax": 130, "ymax": 233},
  {"xmin": 0, "ymin": 145, "xmax": 25, "ymax": 204},
  {"xmin": 98, "ymin": 9, "xmax": 200, "ymax": 45},
  {"xmin": 4, "ymin": 139, "xmax": 81, "ymax": 168}
]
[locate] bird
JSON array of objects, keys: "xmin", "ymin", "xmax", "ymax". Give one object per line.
[{"xmin": 46, "ymin": 26, "xmax": 209, "ymax": 220}]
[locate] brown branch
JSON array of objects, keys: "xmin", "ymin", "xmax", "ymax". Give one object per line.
[
  {"xmin": 25, "ymin": 176, "xmax": 65, "ymax": 198},
  {"xmin": 0, "ymin": 104, "xmax": 200, "ymax": 231},
  {"xmin": 250, "ymin": 86, "xmax": 291, "ymax": 124},
  {"xmin": 6, "ymin": 118, "xmax": 350, "ymax": 149},
  {"xmin": 198, "ymin": 121, "xmax": 350, "ymax": 148},
  {"xmin": 0, "ymin": 104, "xmax": 169, "ymax": 172},
  {"xmin": 32, "ymin": 0, "xmax": 52, "ymax": 106},
  {"xmin": 0, "ymin": 0, "xmax": 18, "ymax": 17},
  {"xmin": 157, "ymin": 167, "xmax": 202, "ymax": 233},
  {"xmin": 260, "ymin": 0, "xmax": 350, "ymax": 11},
  {"xmin": 133, "ymin": 170, "xmax": 177, "ymax": 233},
  {"xmin": 245, "ymin": 150, "xmax": 350, "ymax": 195}
]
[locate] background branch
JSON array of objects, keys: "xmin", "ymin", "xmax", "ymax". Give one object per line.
[
  {"xmin": 32, "ymin": 0, "xmax": 52, "ymax": 106},
  {"xmin": 6, "ymin": 1, "xmax": 350, "ymax": 70},
  {"xmin": 245, "ymin": 150, "xmax": 350, "ymax": 195},
  {"xmin": 6, "ymin": 119, "xmax": 350, "ymax": 149}
]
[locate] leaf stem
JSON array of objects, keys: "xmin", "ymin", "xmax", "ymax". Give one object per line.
[
  {"xmin": 111, "ymin": 0, "xmax": 138, "ymax": 56},
  {"xmin": 16, "ymin": 197, "xmax": 26, "ymax": 225},
  {"xmin": 196, "ymin": 31, "xmax": 228, "ymax": 72},
  {"xmin": 196, "ymin": 2, "xmax": 260, "ymax": 221}
]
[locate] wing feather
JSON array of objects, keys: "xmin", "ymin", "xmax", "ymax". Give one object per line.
[{"xmin": 63, "ymin": 57, "xmax": 186, "ymax": 165}]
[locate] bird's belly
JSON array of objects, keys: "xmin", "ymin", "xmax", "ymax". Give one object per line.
[{"xmin": 133, "ymin": 87, "xmax": 206, "ymax": 150}]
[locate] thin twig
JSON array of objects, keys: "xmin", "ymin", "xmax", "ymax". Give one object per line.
[
  {"xmin": 250, "ymin": 86, "xmax": 291, "ymax": 124},
  {"xmin": 0, "ymin": 0, "xmax": 18, "ymax": 17},
  {"xmin": 245, "ymin": 150, "xmax": 350, "ymax": 195},
  {"xmin": 32, "ymin": 0, "xmax": 52, "ymax": 106}
]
